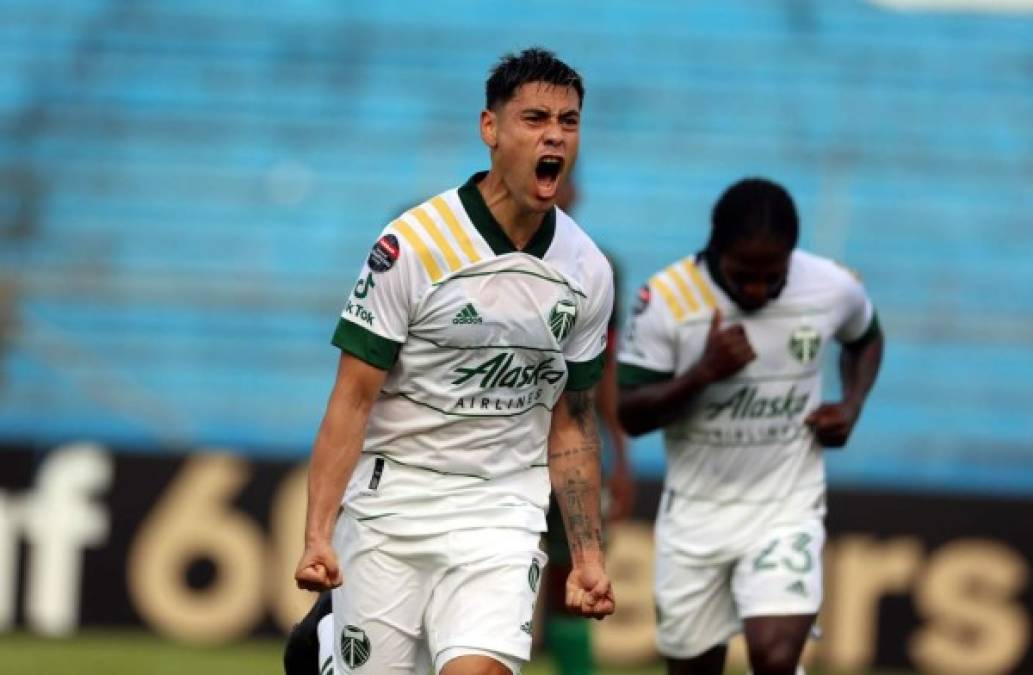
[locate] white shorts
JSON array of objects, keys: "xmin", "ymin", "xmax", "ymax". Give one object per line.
[
  {"xmin": 330, "ymin": 514, "xmax": 546, "ymax": 674},
  {"xmin": 655, "ymin": 517, "xmax": 824, "ymax": 659}
]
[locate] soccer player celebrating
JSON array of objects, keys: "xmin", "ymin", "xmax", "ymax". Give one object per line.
[
  {"xmin": 617, "ymin": 178, "xmax": 883, "ymax": 675},
  {"xmin": 293, "ymin": 48, "xmax": 615, "ymax": 675}
]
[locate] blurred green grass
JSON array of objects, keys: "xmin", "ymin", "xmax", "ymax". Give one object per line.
[{"xmin": 0, "ymin": 631, "xmax": 915, "ymax": 675}]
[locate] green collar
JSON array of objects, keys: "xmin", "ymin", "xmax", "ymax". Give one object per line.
[{"xmin": 457, "ymin": 171, "xmax": 555, "ymax": 259}]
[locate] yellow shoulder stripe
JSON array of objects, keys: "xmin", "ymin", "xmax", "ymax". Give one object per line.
[
  {"xmin": 650, "ymin": 275, "xmax": 685, "ymax": 322},
  {"xmin": 665, "ymin": 265, "xmax": 700, "ymax": 314},
  {"xmin": 683, "ymin": 260, "xmax": 717, "ymax": 309},
  {"xmin": 411, "ymin": 206, "xmax": 461, "ymax": 272},
  {"xmin": 393, "ymin": 219, "xmax": 443, "ymax": 282},
  {"xmin": 430, "ymin": 196, "xmax": 481, "ymax": 264}
]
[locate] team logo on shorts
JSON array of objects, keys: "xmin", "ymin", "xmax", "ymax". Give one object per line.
[
  {"xmin": 340, "ymin": 624, "xmax": 372, "ymax": 669},
  {"xmin": 528, "ymin": 559, "xmax": 542, "ymax": 592},
  {"xmin": 788, "ymin": 326, "xmax": 821, "ymax": 363},
  {"xmin": 367, "ymin": 234, "xmax": 400, "ymax": 273},
  {"xmin": 549, "ymin": 299, "xmax": 577, "ymax": 342}
]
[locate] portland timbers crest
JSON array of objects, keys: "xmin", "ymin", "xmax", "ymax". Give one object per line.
[
  {"xmin": 549, "ymin": 299, "xmax": 577, "ymax": 342},
  {"xmin": 340, "ymin": 624, "xmax": 372, "ymax": 669},
  {"xmin": 788, "ymin": 326, "xmax": 821, "ymax": 363},
  {"xmin": 528, "ymin": 558, "xmax": 542, "ymax": 592}
]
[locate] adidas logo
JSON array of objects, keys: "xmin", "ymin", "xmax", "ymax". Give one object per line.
[
  {"xmin": 785, "ymin": 580, "xmax": 808, "ymax": 597},
  {"xmin": 453, "ymin": 303, "xmax": 483, "ymax": 325}
]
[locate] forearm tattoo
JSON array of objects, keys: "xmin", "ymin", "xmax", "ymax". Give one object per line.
[
  {"xmin": 558, "ymin": 470, "xmax": 604, "ymax": 555},
  {"xmin": 551, "ymin": 440, "xmax": 603, "ymax": 554},
  {"xmin": 546, "ymin": 390, "xmax": 605, "ymax": 555},
  {"xmin": 548, "ymin": 443, "xmax": 596, "ymax": 461}
]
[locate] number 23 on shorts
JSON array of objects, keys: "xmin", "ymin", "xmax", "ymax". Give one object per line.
[{"xmin": 752, "ymin": 532, "xmax": 814, "ymax": 574}]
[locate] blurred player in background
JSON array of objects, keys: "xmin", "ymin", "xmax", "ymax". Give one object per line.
[
  {"xmin": 540, "ymin": 177, "xmax": 633, "ymax": 675},
  {"xmin": 617, "ymin": 178, "xmax": 883, "ymax": 675},
  {"xmin": 293, "ymin": 47, "xmax": 615, "ymax": 675}
]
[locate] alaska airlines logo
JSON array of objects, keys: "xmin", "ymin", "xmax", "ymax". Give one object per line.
[
  {"xmin": 451, "ymin": 353, "xmax": 565, "ymax": 389},
  {"xmin": 705, "ymin": 385, "xmax": 809, "ymax": 421}
]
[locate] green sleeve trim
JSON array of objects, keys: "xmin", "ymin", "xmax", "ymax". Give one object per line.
[
  {"xmin": 331, "ymin": 318, "xmax": 402, "ymax": 370},
  {"xmin": 844, "ymin": 312, "xmax": 882, "ymax": 349},
  {"xmin": 565, "ymin": 352, "xmax": 606, "ymax": 391},
  {"xmin": 618, "ymin": 363, "xmax": 674, "ymax": 389}
]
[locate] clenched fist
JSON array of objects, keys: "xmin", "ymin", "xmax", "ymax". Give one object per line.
[
  {"xmin": 294, "ymin": 539, "xmax": 343, "ymax": 592},
  {"xmin": 565, "ymin": 563, "xmax": 616, "ymax": 620},
  {"xmin": 696, "ymin": 308, "xmax": 757, "ymax": 383},
  {"xmin": 805, "ymin": 401, "xmax": 860, "ymax": 448}
]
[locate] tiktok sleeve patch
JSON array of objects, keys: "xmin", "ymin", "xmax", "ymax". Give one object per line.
[{"xmin": 331, "ymin": 224, "xmax": 417, "ymax": 368}]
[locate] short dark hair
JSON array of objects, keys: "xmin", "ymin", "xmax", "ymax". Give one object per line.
[
  {"xmin": 706, "ymin": 177, "xmax": 799, "ymax": 255},
  {"xmin": 485, "ymin": 47, "xmax": 584, "ymax": 110}
]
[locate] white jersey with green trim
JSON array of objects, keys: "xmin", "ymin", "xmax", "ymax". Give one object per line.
[
  {"xmin": 618, "ymin": 250, "xmax": 874, "ymax": 562},
  {"xmin": 333, "ymin": 173, "xmax": 613, "ymax": 537}
]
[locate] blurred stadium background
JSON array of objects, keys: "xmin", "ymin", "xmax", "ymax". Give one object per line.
[{"xmin": 2, "ymin": 0, "xmax": 1032, "ymax": 673}]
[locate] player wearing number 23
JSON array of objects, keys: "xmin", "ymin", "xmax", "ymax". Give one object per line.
[{"xmin": 617, "ymin": 178, "xmax": 884, "ymax": 675}]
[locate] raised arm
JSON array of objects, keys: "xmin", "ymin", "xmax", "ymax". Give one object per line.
[
  {"xmin": 549, "ymin": 386, "xmax": 615, "ymax": 619},
  {"xmin": 294, "ymin": 352, "xmax": 387, "ymax": 591}
]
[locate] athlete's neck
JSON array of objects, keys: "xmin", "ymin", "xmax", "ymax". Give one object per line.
[{"xmin": 476, "ymin": 171, "xmax": 548, "ymax": 250}]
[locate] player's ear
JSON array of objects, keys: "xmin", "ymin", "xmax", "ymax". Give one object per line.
[{"xmin": 480, "ymin": 109, "xmax": 498, "ymax": 148}]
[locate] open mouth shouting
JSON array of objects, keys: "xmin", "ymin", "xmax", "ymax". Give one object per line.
[{"xmin": 534, "ymin": 155, "xmax": 564, "ymax": 200}]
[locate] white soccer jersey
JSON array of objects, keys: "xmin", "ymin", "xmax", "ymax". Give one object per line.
[
  {"xmin": 618, "ymin": 250, "xmax": 875, "ymax": 563},
  {"xmin": 333, "ymin": 172, "xmax": 614, "ymax": 536}
]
